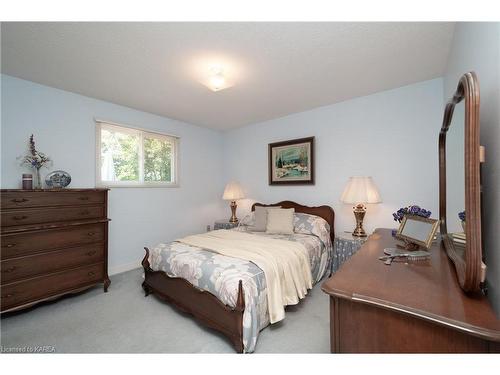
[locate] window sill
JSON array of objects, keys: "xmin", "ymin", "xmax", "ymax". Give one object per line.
[{"xmin": 97, "ymin": 183, "xmax": 179, "ymax": 188}]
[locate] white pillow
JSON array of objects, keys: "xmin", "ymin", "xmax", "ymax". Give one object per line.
[
  {"xmin": 266, "ymin": 208, "xmax": 295, "ymax": 234},
  {"xmin": 252, "ymin": 206, "xmax": 281, "ymax": 232}
]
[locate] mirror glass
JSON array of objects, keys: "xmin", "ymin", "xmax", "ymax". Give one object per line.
[
  {"xmin": 401, "ymin": 219, "xmax": 434, "ymax": 243},
  {"xmin": 445, "ymin": 100, "xmax": 466, "ymax": 260}
]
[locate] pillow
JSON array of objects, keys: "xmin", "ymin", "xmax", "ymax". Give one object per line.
[
  {"xmin": 293, "ymin": 212, "xmax": 332, "ymax": 249},
  {"xmin": 253, "ymin": 205, "xmax": 281, "ymax": 232},
  {"xmin": 238, "ymin": 212, "xmax": 255, "ymax": 227},
  {"xmin": 266, "ymin": 208, "xmax": 295, "ymax": 234}
]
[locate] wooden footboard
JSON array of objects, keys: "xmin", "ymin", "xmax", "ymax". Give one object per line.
[{"xmin": 141, "ymin": 247, "xmax": 245, "ymax": 353}]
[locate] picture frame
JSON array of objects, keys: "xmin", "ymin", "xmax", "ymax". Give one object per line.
[
  {"xmin": 396, "ymin": 214, "xmax": 439, "ymax": 250},
  {"xmin": 268, "ymin": 137, "xmax": 314, "ymax": 185}
]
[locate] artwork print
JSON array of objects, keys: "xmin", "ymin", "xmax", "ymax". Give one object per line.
[{"xmin": 268, "ymin": 137, "xmax": 314, "ymax": 185}]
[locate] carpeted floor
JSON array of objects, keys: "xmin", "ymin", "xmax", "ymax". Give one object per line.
[{"xmin": 0, "ymin": 268, "xmax": 330, "ymax": 353}]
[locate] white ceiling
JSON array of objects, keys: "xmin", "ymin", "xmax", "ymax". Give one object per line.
[{"xmin": 1, "ymin": 22, "xmax": 455, "ymax": 130}]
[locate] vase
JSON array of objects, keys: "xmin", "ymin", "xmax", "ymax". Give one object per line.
[
  {"xmin": 461, "ymin": 220, "xmax": 466, "ymax": 233},
  {"xmin": 34, "ymin": 168, "xmax": 42, "ymax": 189}
]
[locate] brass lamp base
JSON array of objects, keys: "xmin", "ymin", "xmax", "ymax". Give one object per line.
[
  {"xmin": 229, "ymin": 200, "xmax": 239, "ymax": 223},
  {"xmin": 352, "ymin": 203, "xmax": 367, "ymax": 237}
]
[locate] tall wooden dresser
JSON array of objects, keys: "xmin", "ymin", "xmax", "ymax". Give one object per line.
[{"xmin": 1, "ymin": 189, "xmax": 110, "ymax": 313}]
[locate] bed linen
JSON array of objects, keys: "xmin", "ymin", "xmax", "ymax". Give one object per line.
[
  {"xmin": 177, "ymin": 229, "xmax": 313, "ymax": 323},
  {"xmin": 148, "ymin": 213, "xmax": 332, "ymax": 353}
]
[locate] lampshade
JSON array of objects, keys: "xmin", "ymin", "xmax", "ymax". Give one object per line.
[
  {"xmin": 222, "ymin": 181, "xmax": 245, "ymax": 201},
  {"xmin": 340, "ymin": 176, "xmax": 382, "ymax": 204}
]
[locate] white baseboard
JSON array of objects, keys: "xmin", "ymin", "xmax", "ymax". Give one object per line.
[{"xmin": 109, "ymin": 261, "xmax": 141, "ymax": 276}]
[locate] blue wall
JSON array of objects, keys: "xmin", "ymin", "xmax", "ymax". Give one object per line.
[
  {"xmin": 223, "ymin": 78, "xmax": 444, "ymax": 236},
  {"xmin": 1, "ymin": 74, "xmax": 226, "ymax": 274}
]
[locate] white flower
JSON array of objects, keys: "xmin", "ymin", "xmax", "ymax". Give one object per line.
[
  {"xmin": 211, "ymin": 268, "xmax": 258, "ymax": 309},
  {"xmin": 168, "ymin": 251, "xmax": 205, "ymax": 286}
]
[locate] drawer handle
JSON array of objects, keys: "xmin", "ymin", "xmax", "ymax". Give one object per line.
[
  {"xmin": 78, "ymin": 196, "xmax": 90, "ymax": 201},
  {"xmin": 88, "ymin": 271, "xmax": 95, "ymax": 277},
  {"xmin": 2, "ymin": 293, "xmax": 15, "ymax": 299},
  {"xmin": 80, "ymin": 210, "xmax": 90, "ymax": 215},
  {"xmin": 6, "ymin": 243, "xmax": 16, "ymax": 248},
  {"xmin": 86, "ymin": 250, "xmax": 97, "ymax": 256},
  {"xmin": 13, "ymin": 215, "xmax": 28, "ymax": 221},
  {"xmin": 4, "ymin": 266, "xmax": 17, "ymax": 273},
  {"xmin": 12, "ymin": 198, "xmax": 28, "ymax": 203},
  {"xmin": 87, "ymin": 232, "xmax": 95, "ymax": 236}
]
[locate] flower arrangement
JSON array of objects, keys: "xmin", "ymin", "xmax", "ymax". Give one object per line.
[
  {"xmin": 458, "ymin": 210, "xmax": 466, "ymax": 232},
  {"xmin": 18, "ymin": 134, "xmax": 52, "ymax": 189},
  {"xmin": 392, "ymin": 205, "xmax": 432, "ymax": 223}
]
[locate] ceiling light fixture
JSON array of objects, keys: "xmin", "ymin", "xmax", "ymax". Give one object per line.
[{"xmin": 208, "ymin": 67, "xmax": 226, "ymax": 92}]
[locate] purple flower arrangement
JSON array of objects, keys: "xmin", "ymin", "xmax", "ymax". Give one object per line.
[
  {"xmin": 458, "ymin": 210, "xmax": 466, "ymax": 222},
  {"xmin": 18, "ymin": 134, "xmax": 51, "ymax": 169},
  {"xmin": 393, "ymin": 205, "xmax": 432, "ymax": 223},
  {"xmin": 17, "ymin": 134, "xmax": 52, "ymax": 189}
]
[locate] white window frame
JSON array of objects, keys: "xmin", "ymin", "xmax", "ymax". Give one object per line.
[{"xmin": 95, "ymin": 120, "xmax": 179, "ymax": 188}]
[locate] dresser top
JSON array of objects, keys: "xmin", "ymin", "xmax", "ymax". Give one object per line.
[
  {"xmin": 1, "ymin": 188, "xmax": 109, "ymax": 192},
  {"xmin": 322, "ymin": 228, "xmax": 500, "ymax": 342}
]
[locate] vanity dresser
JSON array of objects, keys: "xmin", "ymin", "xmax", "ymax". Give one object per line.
[
  {"xmin": 1, "ymin": 189, "xmax": 110, "ymax": 313},
  {"xmin": 322, "ymin": 72, "xmax": 500, "ymax": 353},
  {"xmin": 322, "ymin": 228, "xmax": 500, "ymax": 353}
]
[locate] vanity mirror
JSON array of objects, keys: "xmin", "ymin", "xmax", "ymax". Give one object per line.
[
  {"xmin": 396, "ymin": 215, "xmax": 439, "ymax": 250},
  {"xmin": 439, "ymin": 71, "xmax": 484, "ymax": 293}
]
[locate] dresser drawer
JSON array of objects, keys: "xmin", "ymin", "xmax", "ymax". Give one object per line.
[
  {"xmin": 1, "ymin": 205, "xmax": 105, "ymax": 228},
  {"xmin": 1, "ymin": 223, "xmax": 106, "ymax": 260},
  {"xmin": 1, "ymin": 191, "xmax": 105, "ymax": 209},
  {"xmin": 1, "ymin": 263, "xmax": 103, "ymax": 311},
  {"xmin": 1, "ymin": 244, "xmax": 104, "ymax": 284}
]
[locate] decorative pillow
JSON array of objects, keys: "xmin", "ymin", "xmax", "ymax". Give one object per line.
[
  {"xmin": 253, "ymin": 206, "xmax": 282, "ymax": 232},
  {"xmin": 238, "ymin": 212, "xmax": 255, "ymax": 227},
  {"xmin": 266, "ymin": 208, "xmax": 295, "ymax": 234},
  {"xmin": 293, "ymin": 212, "xmax": 332, "ymax": 249}
]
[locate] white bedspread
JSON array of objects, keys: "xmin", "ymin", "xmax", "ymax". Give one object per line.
[{"xmin": 177, "ymin": 229, "xmax": 313, "ymax": 323}]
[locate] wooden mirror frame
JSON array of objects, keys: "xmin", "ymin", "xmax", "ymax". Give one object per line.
[{"xmin": 439, "ymin": 71, "xmax": 482, "ymax": 293}]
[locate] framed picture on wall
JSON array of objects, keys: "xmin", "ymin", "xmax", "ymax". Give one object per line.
[{"xmin": 268, "ymin": 137, "xmax": 314, "ymax": 185}]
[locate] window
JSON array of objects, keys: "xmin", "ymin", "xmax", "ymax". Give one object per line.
[{"xmin": 96, "ymin": 121, "xmax": 179, "ymax": 187}]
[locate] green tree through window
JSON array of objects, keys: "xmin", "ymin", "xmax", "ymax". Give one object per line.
[
  {"xmin": 98, "ymin": 122, "xmax": 178, "ymax": 186},
  {"xmin": 144, "ymin": 137, "xmax": 172, "ymax": 182}
]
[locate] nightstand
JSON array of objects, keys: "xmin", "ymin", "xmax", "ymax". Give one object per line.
[
  {"xmin": 214, "ymin": 219, "xmax": 239, "ymax": 230},
  {"xmin": 331, "ymin": 232, "xmax": 367, "ymax": 275}
]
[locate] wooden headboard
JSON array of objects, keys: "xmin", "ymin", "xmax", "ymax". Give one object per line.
[{"xmin": 251, "ymin": 200, "xmax": 335, "ymax": 242}]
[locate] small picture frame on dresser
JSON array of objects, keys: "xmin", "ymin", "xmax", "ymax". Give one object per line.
[{"xmin": 396, "ymin": 214, "xmax": 439, "ymax": 250}]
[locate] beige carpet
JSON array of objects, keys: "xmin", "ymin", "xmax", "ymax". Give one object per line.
[{"xmin": 0, "ymin": 268, "xmax": 330, "ymax": 353}]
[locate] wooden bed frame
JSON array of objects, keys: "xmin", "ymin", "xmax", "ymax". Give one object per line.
[{"xmin": 141, "ymin": 200, "xmax": 335, "ymax": 353}]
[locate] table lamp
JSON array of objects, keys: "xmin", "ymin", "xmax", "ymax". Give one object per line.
[
  {"xmin": 223, "ymin": 181, "xmax": 245, "ymax": 223},
  {"xmin": 340, "ymin": 176, "xmax": 381, "ymax": 237}
]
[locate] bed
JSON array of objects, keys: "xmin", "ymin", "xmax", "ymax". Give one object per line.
[{"xmin": 141, "ymin": 201, "xmax": 335, "ymax": 353}]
